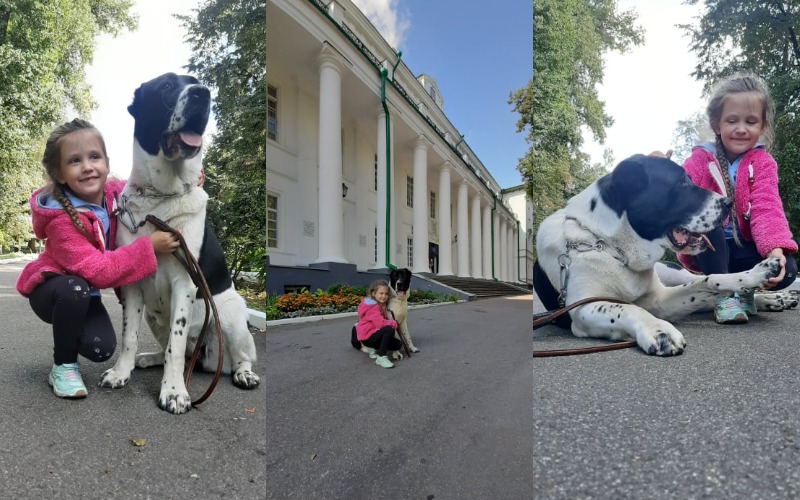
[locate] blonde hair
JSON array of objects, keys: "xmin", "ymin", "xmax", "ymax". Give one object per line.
[
  {"xmin": 368, "ymin": 280, "xmax": 390, "ymax": 299},
  {"xmin": 41, "ymin": 118, "xmax": 109, "ymax": 238},
  {"xmin": 706, "ymin": 73, "xmax": 774, "ymax": 148}
]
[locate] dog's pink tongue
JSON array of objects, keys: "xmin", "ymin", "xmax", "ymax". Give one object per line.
[
  {"xmin": 396, "ymin": 290, "xmax": 406, "ymax": 297},
  {"xmin": 179, "ymin": 131, "xmax": 202, "ymax": 147}
]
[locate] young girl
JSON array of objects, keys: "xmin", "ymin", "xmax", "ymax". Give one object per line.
[
  {"xmin": 354, "ymin": 280, "xmax": 403, "ymax": 368},
  {"xmin": 16, "ymin": 118, "xmax": 180, "ymax": 398},
  {"xmin": 679, "ymin": 73, "xmax": 798, "ymax": 324}
]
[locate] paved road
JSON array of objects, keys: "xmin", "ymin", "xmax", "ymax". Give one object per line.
[
  {"xmin": 533, "ymin": 292, "xmax": 800, "ymax": 499},
  {"xmin": 266, "ymin": 296, "xmax": 534, "ymax": 499},
  {"xmin": 0, "ymin": 260, "xmax": 266, "ymax": 499}
]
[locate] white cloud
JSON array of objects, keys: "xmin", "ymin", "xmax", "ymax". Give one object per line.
[{"xmin": 350, "ymin": 0, "xmax": 410, "ymax": 49}]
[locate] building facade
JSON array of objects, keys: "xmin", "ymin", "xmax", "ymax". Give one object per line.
[{"xmin": 266, "ymin": 0, "xmax": 524, "ymax": 294}]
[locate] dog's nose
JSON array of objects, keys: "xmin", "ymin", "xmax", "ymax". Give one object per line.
[{"xmin": 189, "ymin": 86, "xmax": 210, "ymax": 101}]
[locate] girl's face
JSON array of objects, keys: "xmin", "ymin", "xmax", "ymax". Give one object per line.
[
  {"xmin": 372, "ymin": 285, "xmax": 390, "ymax": 305},
  {"xmin": 714, "ymin": 92, "xmax": 766, "ymax": 162},
  {"xmin": 54, "ymin": 129, "xmax": 109, "ymax": 205}
]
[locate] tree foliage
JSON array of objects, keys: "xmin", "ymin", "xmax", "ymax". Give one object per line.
[
  {"xmin": 0, "ymin": 0, "xmax": 135, "ymax": 250},
  {"xmin": 513, "ymin": 0, "xmax": 643, "ymax": 240},
  {"xmin": 681, "ymin": 0, "xmax": 800, "ymax": 234},
  {"xmin": 180, "ymin": 0, "xmax": 266, "ymax": 281}
]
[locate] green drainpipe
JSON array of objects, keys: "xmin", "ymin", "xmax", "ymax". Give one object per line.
[
  {"xmin": 380, "ymin": 65, "xmax": 397, "ymax": 271},
  {"xmin": 491, "ymin": 194, "xmax": 496, "ymax": 280}
]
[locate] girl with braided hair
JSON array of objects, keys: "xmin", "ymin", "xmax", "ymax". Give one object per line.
[
  {"xmin": 679, "ymin": 73, "xmax": 798, "ymax": 324},
  {"xmin": 16, "ymin": 118, "xmax": 180, "ymax": 398}
]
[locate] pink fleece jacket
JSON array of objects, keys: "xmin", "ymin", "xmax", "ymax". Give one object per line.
[
  {"xmin": 355, "ymin": 298, "xmax": 397, "ymax": 341},
  {"xmin": 678, "ymin": 146, "xmax": 797, "ymax": 272},
  {"xmin": 16, "ymin": 179, "xmax": 158, "ymax": 297}
]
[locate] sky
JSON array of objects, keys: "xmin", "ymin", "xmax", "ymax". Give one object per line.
[
  {"xmin": 352, "ymin": 0, "xmax": 532, "ymax": 189},
  {"xmin": 84, "ymin": 0, "xmax": 208, "ymax": 179},
  {"xmin": 582, "ymin": 0, "xmax": 708, "ymax": 167},
  {"xmin": 84, "ymin": 0, "xmax": 530, "ymax": 187}
]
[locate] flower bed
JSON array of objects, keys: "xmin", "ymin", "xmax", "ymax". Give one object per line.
[{"xmin": 266, "ymin": 284, "xmax": 458, "ymax": 321}]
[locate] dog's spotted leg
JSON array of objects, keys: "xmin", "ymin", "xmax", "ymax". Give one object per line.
[
  {"xmin": 100, "ymin": 285, "xmax": 143, "ymax": 388},
  {"xmin": 158, "ymin": 279, "xmax": 196, "ymax": 414},
  {"xmin": 571, "ymin": 302, "xmax": 686, "ymax": 356}
]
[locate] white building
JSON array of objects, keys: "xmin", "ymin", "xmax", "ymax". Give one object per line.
[
  {"xmin": 502, "ymin": 185, "xmax": 536, "ymax": 285},
  {"xmin": 266, "ymin": 0, "xmax": 525, "ymax": 294}
]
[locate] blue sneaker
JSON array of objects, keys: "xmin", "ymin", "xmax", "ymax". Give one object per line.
[
  {"xmin": 714, "ymin": 296, "xmax": 748, "ymax": 324},
  {"xmin": 738, "ymin": 290, "xmax": 757, "ymax": 316},
  {"xmin": 49, "ymin": 363, "xmax": 88, "ymax": 398}
]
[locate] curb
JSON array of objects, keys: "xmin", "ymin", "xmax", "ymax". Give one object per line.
[{"xmin": 266, "ymin": 299, "xmax": 466, "ymax": 327}]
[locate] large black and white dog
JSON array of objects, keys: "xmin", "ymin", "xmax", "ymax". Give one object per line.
[
  {"xmin": 99, "ymin": 73, "xmax": 260, "ymax": 413},
  {"xmin": 534, "ymin": 155, "xmax": 780, "ymax": 356}
]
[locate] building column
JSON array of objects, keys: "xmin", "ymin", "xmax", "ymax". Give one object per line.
[
  {"xmin": 315, "ymin": 48, "xmax": 345, "ymax": 263},
  {"xmin": 499, "ymin": 219, "xmax": 507, "ymax": 281},
  {"xmin": 437, "ymin": 164, "xmax": 453, "ymax": 276},
  {"xmin": 374, "ymin": 105, "xmax": 395, "ymax": 269},
  {"xmin": 508, "ymin": 223, "xmax": 515, "ymax": 282},
  {"xmin": 470, "ymin": 195, "xmax": 482, "ymax": 279},
  {"xmin": 412, "ymin": 137, "xmax": 430, "ymax": 274},
  {"xmin": 457, "ymin": 181, "xmax": 470, "ymax": 277},
  {"xmin": 482, "ymin": 204, "xmax": 492, "ymax": 279}
]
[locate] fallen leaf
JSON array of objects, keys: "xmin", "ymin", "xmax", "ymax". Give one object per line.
[
  {"xmin": 311, "ymin": 453, "xmax": 317, "ymax": 461},
  {"xmin": 130, "ymin": 439, "xmax": 147, "ymax": 447},
  {"xmin": 244, "ymin": 407, "xmax": 256, "ymax": 414}
]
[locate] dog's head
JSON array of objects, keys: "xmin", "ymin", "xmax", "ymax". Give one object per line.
[
  {"xmin": 128, "ymin": 72, "xmax": 211, "ymax": 161},
  {"xmin": 389, "ymin": 268, "xmax": 412, "ymax": 297},
  {"xmin": 597, "ymin": 155, "xmax": 731, "ymax": 255}
]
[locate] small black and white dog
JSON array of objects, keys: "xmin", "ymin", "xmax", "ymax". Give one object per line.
[
  {"xmin": 99, "ymin": 73, "xmax": 259, "ymax": 413},
  {"xmin": 350, "ymin": 268, "xmax": 419, "ymax": 358}
]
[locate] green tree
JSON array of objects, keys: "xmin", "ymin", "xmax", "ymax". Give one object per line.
[
  {"xmin": 671, "ymin": 111, "xmax": 710, "ymax": 165},
  {"xmin": 180, "ymin": 0, "xmax": 266, "ymax": 280},
  {"xmin": 681, "ymin": 0, "xmax": 800, "ymax": 233},
  {"xmin": 513, "ymin": 0, "xmax": 643, "ymax": 239},
  {"xmin": 0, "ymin": 0, "xmax": 135, "ymax": 250}
]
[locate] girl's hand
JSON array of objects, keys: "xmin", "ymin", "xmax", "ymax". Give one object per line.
[
  {"xmin": 150, "ymin": 231, "xmax": 180, "ymax": 255},
  {"xmin": 765, "ymin": 248, "xmax": 786, "ymax": 288}
]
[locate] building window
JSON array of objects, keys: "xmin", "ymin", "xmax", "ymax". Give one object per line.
[
  {"xmin": 430, "ymin": 191, "xmax": 436, "ymax": 219},
  {"xmin": 406, "ymin": 176, "xmax": 413, "ymax": 207},
  {"xmin": 407, "ymin": 236, "xmax": 413, "ymax": 268},
  {"xmin": 268, "ymin": 84, "xmax": 278, "ymax": 141},
  {"xmin": 267, "ymin": 193, "xmax": 278, "ymax": 248},
  {"xmin": 373, "ymin": 153, "xmax": 378, "ymax": 191}
]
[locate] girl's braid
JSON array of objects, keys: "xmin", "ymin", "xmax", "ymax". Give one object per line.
[
  {"xmin": 52, "ymin": 185, "xmax": 90, "ymax": 238},
  {"xmin": 714, "ymin": 135, "xmax": 743, "ymax": 247}
]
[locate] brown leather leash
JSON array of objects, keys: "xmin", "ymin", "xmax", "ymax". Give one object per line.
[
  {"xmin": 532, "ymin": 297, "xmax": 638, "ymax": 357},
  {"xmin": 144, "ymin": 215, "xmax": 223, "ymax": 406}
]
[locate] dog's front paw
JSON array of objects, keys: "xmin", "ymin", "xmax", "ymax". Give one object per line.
[
  {"xmin": 233, "ymin": 369, "xmax": 260, "ymax": 389},
  {"xmin": 99, "ymin": 367, "xmax": 132, "ymax": 389},
  {"xmin": 755, "ymin": 292, "xmax": 787, "ymax": 312},
  {"xmin": 750, "ymin": 258, "xmax": 781, "ymax": 286},
  {"xmin": 158, "ymin": 387, "xmax": 192, "ymax": 414},
  {"xmin": 410, "ymin": 346, "xmax": 420, "ymax": 353},
  {"xmin": 637, "ymin": 322, "xmax": 685, "ymax": 356},
  {"xmin": 391, "ymin": 351, "xmax": 404, "ymax": 360}
]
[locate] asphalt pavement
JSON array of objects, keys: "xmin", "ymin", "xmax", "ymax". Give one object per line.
[
  {"xmin": 266, "ymin": 295, "xmax": 534, "ymax": 499},
  {"xmin": 0, "ymin": 260, "xmax": 266, "ymax": 500}
]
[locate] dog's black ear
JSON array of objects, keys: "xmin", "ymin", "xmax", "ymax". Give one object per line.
[
  {"xmin": 598, "ymin": 155, "xmax": 649, "ymax": 214},
  {"xmin": 128, "ymin": 86, "xmax": 142, "ymax": 118}
]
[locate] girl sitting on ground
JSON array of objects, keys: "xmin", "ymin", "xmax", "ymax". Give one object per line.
[{"xmin": 354, "ymin": 280, "xmax": 403, "ymax": 369}]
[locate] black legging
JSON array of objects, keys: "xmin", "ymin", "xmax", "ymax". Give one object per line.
[
  {"xmin": 28, "ymin": 275, "xmax": 117, "ymax": 365},
  {"xmin": 696, "ymin": 226, "xmax": 797, "ymax": 291},
  {"xmin": 360, "ymin": 326, "xmax": 402, "ymax": 357}
]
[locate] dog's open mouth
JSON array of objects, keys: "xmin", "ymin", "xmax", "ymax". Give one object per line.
[
  {"xmin": 395, "ymin": 290, "xmax": 406, "ymax": 297},
  {"xmin": 162, "ymin": 130, "xmax": 203, "ymax": 159},
  {"xmin": 669, "ymin": 227, "xmax": 715, "ymax": 252}
]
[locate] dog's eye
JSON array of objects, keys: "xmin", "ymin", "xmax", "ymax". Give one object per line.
[{"xmin": 160, "ymin": 82, "xmax": 173, "ymax": 91}]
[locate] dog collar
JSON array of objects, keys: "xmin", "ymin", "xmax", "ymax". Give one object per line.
[{"xmin": 129, "ymin": 183, "xmax": 194, "ymax": 199}]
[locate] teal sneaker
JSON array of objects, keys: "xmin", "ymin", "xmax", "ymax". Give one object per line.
[
  {"xmin": 714, "ymin": 296, "xmax": 748, "ymax": 324},
  {"xmin": 366, "ymin": 347, "xmax": 378, "ymax": 359},
  {"xmin": 738, "ymin": 290, "xmax": 757, "ymax": 316},
  {"xmin": 49, "ymin": 363, "xmax": 88, "ymax": 398},
  {"xmin": 374, "ymin": 355, "xmax": 394, "ymax": 369}
]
